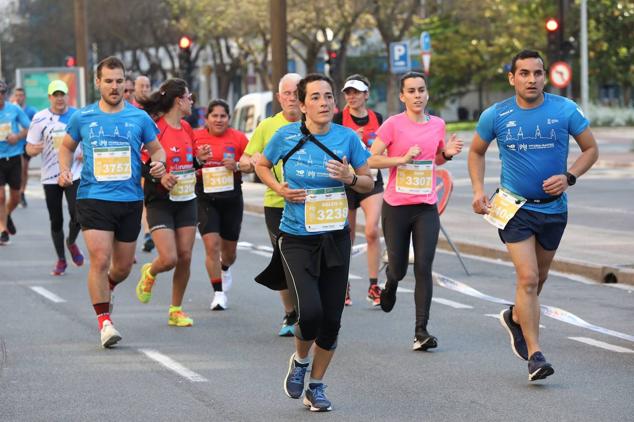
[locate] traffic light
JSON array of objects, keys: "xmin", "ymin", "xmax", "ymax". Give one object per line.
[
  {"xmin": 178, "ymin": 36, "xmax": 193, "ymax": 87},
  {"xmin": 65, "ymin": 55, "xmax": 76, "ymax": 67},
  {"xmin": 545, "ymin": 17, "xmax": 560, "ymax": 60},
  {"xmin": 326, "ymin": 49, "xmax": 337, "ymax": 66}
]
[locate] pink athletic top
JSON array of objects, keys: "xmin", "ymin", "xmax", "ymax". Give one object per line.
[{"xmin": 376, "ymin": 112, "xmax": 446, "ymax": 206}]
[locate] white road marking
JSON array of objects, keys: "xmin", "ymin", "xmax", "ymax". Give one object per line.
[
  {"xmin": 568, "ymin": 337, "xmax": 634, "ymax": 353},
  {"xmin": 251, "ymin": 250, "xmax": 272, "ymax": 258},
  {"xmin": 139, "ymin": 349, "xmax": 208, "ymax": 382},
  {"xmin": 348, "ymin": 274, "xmax": 362, "ymax": 280},
  {"xmin": 397, "ymin": 287, "xmax": 414, "ymax": 293},
  {"xmin": 29, "ymin": 286, "xmax": 66, "ymax": 303},
  {"xmin": 432, "ymin": 297, "xmax": 473, "ymax": 309}
]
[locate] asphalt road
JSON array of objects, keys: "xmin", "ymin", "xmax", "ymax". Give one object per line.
[{"xmin": 1, "ymin": 193, "xmax": 633, "ymax": 421}]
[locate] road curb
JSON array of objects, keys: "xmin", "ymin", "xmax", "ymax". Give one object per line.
[{"xmin": 244, "ymin": 202, "xmax": 634, "ymax": 286}]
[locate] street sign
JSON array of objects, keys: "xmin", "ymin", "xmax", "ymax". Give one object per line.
[
  {"xmin": 549, "ymin": 61, "xmax": 572, "ymax": 89},
  {"xmin": 420, "ymin": 32, "xmax": 431, "ymax": 52},
  {"xmin": 390, "ymin": 41, "xmax": 410, "ymax": 74}
]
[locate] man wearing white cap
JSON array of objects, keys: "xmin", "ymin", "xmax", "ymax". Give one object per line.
[
  {"xmin": 0, "ymin": 79, "xmax": 31, "ymax": 245},
  {"xmin": 26, "ymin": 80, "xmax": 84, "ymax": 275},
  {"xmin": 333, "ymin": 74, "xmax": 384, "ymax": 307}
]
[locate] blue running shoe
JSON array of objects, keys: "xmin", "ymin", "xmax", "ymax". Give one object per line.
[
  {"xmin": 528, "ymin": 351, "xmax": 554, "ymax": 381},
  {"xmin": 304, "ymin": 383, "xmax": 332, "ymax": 412},
  {"xmin": 499, "ymin": 306, "xmax": 529, "ymax": 361},
  {"xmin": 284, "ymin": 353, "xmax": 308, "ymax": 399},
  {"xmin": 278, "ymin": 312, "xmax": 297, "ymax": 337}
]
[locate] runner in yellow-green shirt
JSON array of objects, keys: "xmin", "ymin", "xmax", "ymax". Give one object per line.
[{"xmin": 239, "ymin": 72, "xmax": 302, "ymax": 337}]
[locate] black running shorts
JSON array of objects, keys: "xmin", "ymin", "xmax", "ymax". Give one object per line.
[
  {"xmin": 147, "ymin": 198, "xmax": 198, "ymax": 232},
  {"xmin": 76, "ymin": 198, "xmax": 143, "ymax": 242},
  {"xmin": 0, "ymin": 155, "xmax": 22, "ymax": 190}
]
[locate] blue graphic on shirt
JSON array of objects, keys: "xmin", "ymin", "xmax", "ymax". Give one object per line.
[
  {"xmin": 66, "ymin": 101, "xmax": 159, "ymax": 201},
  {"xmin": 264, "ymin": 122, "xmax": 370, "ymax": 235},
  {"xmin": 476, "ymin": 93, "xmax": 589, "ymax": 214},
  {"xmin": 0, "ymin": 102, "xmax": 31, "ymax": 158}
]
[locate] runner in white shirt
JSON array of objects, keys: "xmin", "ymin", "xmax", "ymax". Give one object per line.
[{"xmin": 26, "ymin": 80, "xmax": 84, "ymax": 275}]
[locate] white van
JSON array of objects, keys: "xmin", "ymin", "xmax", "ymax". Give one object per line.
[{"xmin": 231, "ymin": 92, "xmax": 273, "ymax": 139}]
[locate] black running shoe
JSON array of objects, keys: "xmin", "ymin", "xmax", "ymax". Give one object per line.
[
  {"xmin": 499, "ymin": 305, "xmax": 529, "ymax": 360},
  {"xmin": 7, "ymin": 214, "xmax": 16, "ymax": 235},
  {"xmin": 413, "ymin": 330, "xmax": 438, "ymax": 351},
  {"xmin": 0, "ymin": 231, "xmax": 9, "ymax": 245},
  {"xmin": 379, "ymin": 282, "xmax": 397, "ymax": 312},
  {"xmin": 528, "ymin": 351, "xmax": 554, "ymax": 381},
  {"xmin": 142, "ymin": 234, "xmax": 154, "ymax": 252}
]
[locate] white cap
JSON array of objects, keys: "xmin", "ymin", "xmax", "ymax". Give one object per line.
[{"xmin": 341, "ymin": 79, "xmax": 368, "ymax": 93}]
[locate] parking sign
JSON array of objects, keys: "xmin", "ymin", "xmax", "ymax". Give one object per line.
[{"xmin": 390, "ymin": 41, "xmax": 410, "ymax": 74}]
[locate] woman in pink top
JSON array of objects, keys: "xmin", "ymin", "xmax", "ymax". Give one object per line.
[{"xmin": 368, "ymin": 72, "xmax": 463, "ymax": 351}]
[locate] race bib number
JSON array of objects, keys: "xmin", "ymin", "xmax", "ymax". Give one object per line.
[
  {"xmin": 202, "ymin": 166, "xmax": 234, "ymax": 193},
  {"xmin": 304, "ymin": 186, "xmax": 348, "ymax": 232},
  {"xmin": 0, "ymin": 123, "xmax": 11, "ymax": 142},
  {"xmin": 93, "ymin": 146, "xmax": 131, "ymax": 181},
  {"xmin": 169, "ymin": 169, "xmax": 196, "ymax": 202},
  {"xmin": 484, "ymin": 188, "xmax": 527, "ymax": 229},
  {"xmin": 396, "ymin": 160, "xmax": 433, "ymax": 194},
  {"xmin": 51, "ymin": 129, "xmax": 66, "ymax": 151}
]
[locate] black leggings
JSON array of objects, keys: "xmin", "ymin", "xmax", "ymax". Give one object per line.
[
  {"xmin": 382, "ymin": 201, "xmax": 440, "ymax": 332},
  {"xmin": 279, "ymin": 230, "xmax": 351, "ymax": 350},
  {"xmin": 43, "ymin": 180, "xmax": 81, "ymax": 260}
]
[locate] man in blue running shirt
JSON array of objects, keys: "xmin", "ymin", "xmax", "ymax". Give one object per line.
[
  {"xmin": 58, "ymin": 56, "xmax": 167, "ymax": 349},
  {"xmin": 468, "ymin": 50, "xmax": 598, "ymax": 381}
]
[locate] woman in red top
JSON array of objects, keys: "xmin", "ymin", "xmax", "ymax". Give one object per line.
[
  {"xmin": 135, "ymin": 78, "xmax": 210, "ymax": 327},
  {"xmin": 333, "ymin": 74, "xmax": 384, "ymax": 307},
  {"xmin": 193, "ymin": 100, "xmax": 248, "ymax": 311}
]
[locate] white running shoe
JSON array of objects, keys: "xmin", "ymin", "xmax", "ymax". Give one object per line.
[
  {"xmin": 100, "ymin": 320, "xmax": 122, "ymax": 348},
  {"xmin": 221, "ymin": 268, "xmax": 233, "ymax": 292},
  {"xmin": 210, "ymin": 291, "xmax": 228, "ymax": 311}
]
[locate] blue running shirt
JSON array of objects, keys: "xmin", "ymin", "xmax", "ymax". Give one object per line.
[
  {"xmin": 0, "ymin": 102, "xmax": 31, "ymax": 158},
  {"xmin": 66, "ymin": 102, "xmax": 159, "ymax": 201},
  {"xmin": 264, "ymin": 122, "xmax": 371, "ymax": 236},
  {"xmin": 476, "ymin": 93, "xmax": 589, "ymax": 213}
]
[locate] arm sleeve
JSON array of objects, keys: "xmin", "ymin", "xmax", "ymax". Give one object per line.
[
  {"xmin": 244, "ymin": 120, "xmax": 266, "ymax": 155},
  {"xmin": 263, "ymin": 131, "xmax": 284, "ymax": 164},
  {"xmin": 567, "ymin": 101, "xmax": 590, "ymax": 136},
  {"xmin": 26, "ymin": 114, "xmax": 45, "ymax": 144},
  {"xmin": 376, "ymin": 115, "xmax": 394, "ymax": 147},
  {"xmin": 65, "ymin": 112, "xmax": 82, "ymax": 142},
  {"xmin": 475, "ymin": 105, "xmax": 497, "ymax": 143},
  {"xmin": 141, "ymin": 114, "xmax": 160, "ymax": 144}
]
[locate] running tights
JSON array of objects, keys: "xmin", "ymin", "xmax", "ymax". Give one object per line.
[
  {"xmin": 382, "ymin": 201, "xmax": 440, "ymax": 332},
  {"xmin": 43, "ymin": 180, "xmax": 81, "ymax": 260}
]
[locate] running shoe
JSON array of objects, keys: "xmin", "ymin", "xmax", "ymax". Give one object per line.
[
  {"xmin": 303, "ymin": 383, "xmax": 332, "ymax": 412},
  {"xmin": 366, "ymin": 284, "xmax": 382, "ymax": 307},
  {"xmin": 210, "ymin": 291, "xmax": 228, "ymax": 310},
  {"xmin": 344, "ymin": 283, "xmax": 352, "ymax": 306},
  {"xmin": 20, "ymin": 192, "xmax": 27, "ymax": 208},
  {"xmin": 51, "ymin": 259, "xmax": 67, "ymax": 276},
  {"xmin": 528, "ymin": 351, "xmax": 554, "ymax": 381},
  {"xmin": 284, "ymin": 352, "xmax": 308, "ymax": 399},
  {"xmin": 100, "ymin": 320, "xmax": 122, "ymax": 348},
  {"xmin": 142, "ymin": 233, "xmax": 154, "ymax": 252},
  {"xmin": 168, "ymin": 308, "xmax": 194, "ymax": 327},
  {"xmin": 7, "ymin": 214, "xmax": 16, "ymax": 235},
  {"xmin": 221, "ymin": 268, "xmax": 233, "ymax": 292},
  {"xmin": 380, "ymin": 282, "xmax": 398, "ymax": 313},
  {"xmin": 136, "ymin": 263, "xmax": 155, "ymax": 304},
  {"xmin": 0, "ymin": 231, "xmax": 9, "ymax": 245},
  {"xmin": 499, "ymin": 305, "xmax": 529, "ymax": 361},
  {"xmin": 413, "ymin": 330, "xmax": 438, "ymax": 351},
  {"xmin": 279, "ymin": 311, "xmax": 297, "ymax": 337},
  {"xmin": 67, "ymin": 242, "xmax": 85, "ymax": 267}
]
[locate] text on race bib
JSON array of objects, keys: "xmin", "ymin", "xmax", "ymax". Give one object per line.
[
  {"xmin": 396, "ymin": 160, "xmax": 433, "ymax": 194},
  {"xmin": 169, "ymin": 169, "xmax": 196, "ymax": 202},
  {"xmin": 202, "ymin": 166, "xmax": 234, "ymax": 193},
  {"xmin": 93, "ymin": 146, "xmax": 131, "ymax": 181},
  {"xmin": 484, "ymin": 188, "xmax": 527, "ymax": 229},
  {"xmin": 304, "ymin": 186, "xmax": 348, "ymax": 232}
]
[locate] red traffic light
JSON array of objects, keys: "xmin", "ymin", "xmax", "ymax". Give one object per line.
[
  {"xmin": 179, "ymin": 36, "xmax": 192, "ymax": 50},
  {"xmin": 65, "ymin": 56, "xmax": 76, "ymax": 67},
  {"xmin": 545, "ymin": 18, "xmax": 559, "ymax": 32}
]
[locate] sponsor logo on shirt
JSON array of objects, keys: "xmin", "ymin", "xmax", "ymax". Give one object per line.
[
  {"xmin": 506, "ymin": 121, "xmax": 517, "ymax": 128},
  {"xmin": 296, "ymin": 169, "xmax": 305, "ymax": 176},
  {"xmin": 547, "ymin": 118, "xmax": 559, "ymax": 124},
  {"xmin": 499, "ymin": 109, "xmax": 513, "ymax": 117}
]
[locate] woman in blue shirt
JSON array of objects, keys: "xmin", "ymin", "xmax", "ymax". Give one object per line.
[{"xmin": 255, "ymin": 74, "xmax": 373, "ymax": 412}]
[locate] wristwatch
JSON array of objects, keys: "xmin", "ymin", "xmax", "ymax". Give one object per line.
[{"xmin": 565, "ymin": 171, "xmax": 577, "ymax": 186}]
